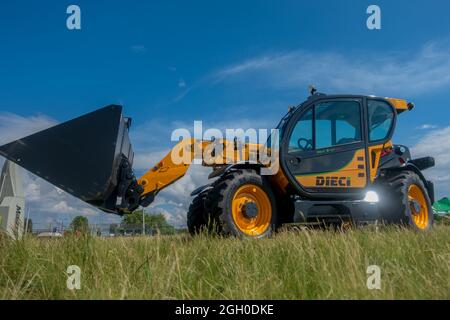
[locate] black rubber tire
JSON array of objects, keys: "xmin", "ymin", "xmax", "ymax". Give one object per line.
[
  {"xmin": 378, "ymin": 171, "xmax": 433, "ymax": 231},
  {"xmin": 206, "ymin": 169, "xmax": 277, "ymax": 238},
  {"xmin": 187, "ymin": 194, "xmax": 207, "ymax": 235}
]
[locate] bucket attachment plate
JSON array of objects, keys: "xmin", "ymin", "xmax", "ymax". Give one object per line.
[{"xmin": 0, "ymin": 105, "xmax": 138, "ymax": 214}]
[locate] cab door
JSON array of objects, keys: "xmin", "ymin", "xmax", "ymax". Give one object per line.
[{"xmin": 282, "ymin": 98, "xmax": 368, "ymax": 195}]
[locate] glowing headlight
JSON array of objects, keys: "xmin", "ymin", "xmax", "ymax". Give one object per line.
[{"xmin": 364, "ymin": 191, "xmax": 379, "ymax": 203}]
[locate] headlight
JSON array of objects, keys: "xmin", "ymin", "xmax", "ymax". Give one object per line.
[{"xmin": 364, "ymin": 191, "xmax": 379, "ymax": 203}]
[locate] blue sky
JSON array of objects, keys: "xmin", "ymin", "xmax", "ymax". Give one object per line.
[{"xmin": 1, "ymin": 1, "xmax": 450, "ymax": 228}]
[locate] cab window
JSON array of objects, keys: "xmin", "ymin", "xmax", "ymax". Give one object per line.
[
  {"xmin": 315, "ymin": 101, "xmax": 361, "ymax": 149},
  {"xmin": 368, "ymin": 100, "xmax": 394, "ymax": 142},
  {"xmin": 288, "ymin": 108, "xmax": 313, "ymax": 152},
  {"xmin": 288, "ymin": 100, "xmax": 361, "ymax": 153}
]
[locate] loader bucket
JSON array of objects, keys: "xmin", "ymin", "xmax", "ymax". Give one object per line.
[{"xmin": 0, "ymin": 105, "xmax": 135, "ymax": 213}]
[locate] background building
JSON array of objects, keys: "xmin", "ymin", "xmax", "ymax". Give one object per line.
[{"xmin": 0, "ymin": 160, "xmax": 25, "ymax": 238}]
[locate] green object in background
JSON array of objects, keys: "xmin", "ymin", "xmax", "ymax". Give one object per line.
[{"xmin": 433, "ymin": 197, "xmax": 450, "ymax": 216}]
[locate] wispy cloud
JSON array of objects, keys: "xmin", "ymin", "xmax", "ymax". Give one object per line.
[
  {"xmin": 178, "ymin": 78, "xmax": 186, "ymax": 88},
  {"xmin": 211, "ymin": 40, "xmax": 450, "ymax": 98},
  {"xmin": 417, "ymin": 124, "xmax": 438, "ymax": 130},
  {"xmin": 130, "ymin": 45, "xmax": 147, "ymax": 53},
  {"xmin": 412, "ymin": 126, "xmax": 450, "ymax": 198}
]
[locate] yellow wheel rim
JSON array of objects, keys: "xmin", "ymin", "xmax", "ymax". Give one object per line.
[
  {"xmin": 408, "ymin": 184, "xmax": 429, "ymax": 230},
  {"xmin": 231, "ymin": 184, "xmax": 272, "ymax": 236}
]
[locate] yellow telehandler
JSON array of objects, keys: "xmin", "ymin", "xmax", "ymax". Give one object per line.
[{"xmin": 0, "ymin": 91, "xmax": 435, "ymax": 237}]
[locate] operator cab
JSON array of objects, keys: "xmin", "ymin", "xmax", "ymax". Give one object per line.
[{"xmin": 280, "ymin": 94, "xmax": 396, "ymax": 198}]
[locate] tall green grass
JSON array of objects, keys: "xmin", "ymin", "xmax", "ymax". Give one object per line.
[{"xmin": 0, "ymin": 226, "xmax": 449, "ymax": 299}]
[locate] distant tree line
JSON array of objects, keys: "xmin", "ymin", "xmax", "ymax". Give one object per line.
[
  {"xmin": 63, "ymin": 209, "xmax": 177, "ymax": 236},
  {"xmin": 110, "ymin": 210, "xmax": 176, "ymax": 235}
]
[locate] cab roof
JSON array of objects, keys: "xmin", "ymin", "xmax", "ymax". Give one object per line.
[{"xmin": 303, "ymin": 93, "xmax": 413, "ymax": 114}]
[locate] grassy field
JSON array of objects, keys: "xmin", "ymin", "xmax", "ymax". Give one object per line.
[{"xmin": 0, "ymin": 225, "xmax": 449, "ymax": 300}]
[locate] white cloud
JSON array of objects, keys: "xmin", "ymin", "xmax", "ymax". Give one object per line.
[
  {"xmin": 133, "ymin": 150, "xmax": 167, "ymax": 171},
  {"xmin": 154, "ymin": 163, "xmax": 210, "ymax": 204},
  {"xmin": 213, "ymin": 41, "xmax": 450, "ymax": 98},
  {"xmin": 49, "ymin": 201, "xmax": 96, "ymax": 216},
  {"xmin": 0, "ymin": 113, "xmax": 56, "ymax": 145},
  {"xmin": 154, "ymin": 207, "xmax": 189, "ymax": 228},
  {"xmin": 417, "ymin": 124, "xmax": 438, "ymax": 130},
  {"xmin": 23, "ymin": 181, "xmax": 40, "ymax": 201},
  {"xmin": 130, "ymin": 45, "xmax": 146, "ymax": 53},
  {"xmin": 51, "ymin": 201, "xmax": 74, "ymax": 213},
  {"xmin": 23, "ymin": 175, "xmax": 104, "ymax": 214},
  {"xmin": 411, "ymin": 126, "xmax": 450, "ymax": 198}
]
